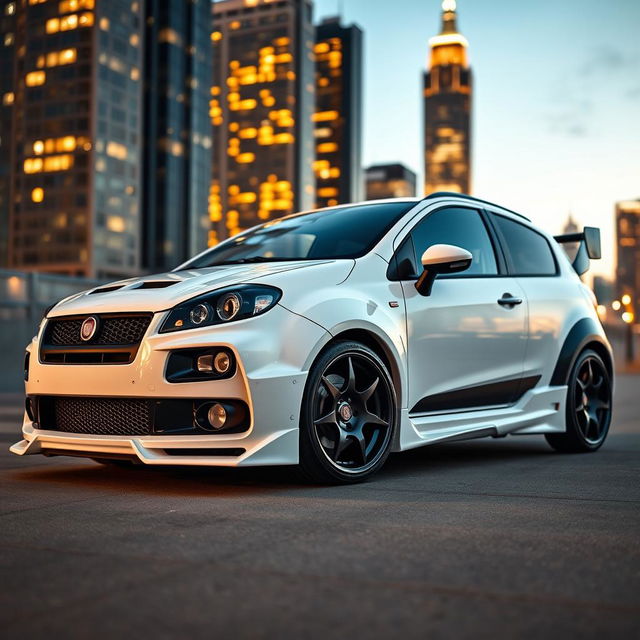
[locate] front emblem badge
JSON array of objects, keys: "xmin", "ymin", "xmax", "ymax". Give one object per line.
[{"xmin": 80, "ymin": 316, "xmax": 98, "ymax": 342}]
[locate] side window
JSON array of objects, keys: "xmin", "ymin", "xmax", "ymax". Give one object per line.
[
  {"xmin": 410, "ymin": 207, "xmax": 498, "ymax": 276},
  {"xmin": 492, "ymin": 214, "xmax": 557, "ymax": 276}
]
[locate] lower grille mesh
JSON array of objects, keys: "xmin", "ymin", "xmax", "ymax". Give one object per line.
[{"xmin": 53, "ymin": 397, "xmax": 152, "ymax": 436}]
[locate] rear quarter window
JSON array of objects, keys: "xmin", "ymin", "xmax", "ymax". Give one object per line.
[{"xmin": 492, "ymin": 214, "xmax": 557, "ymax": 276}]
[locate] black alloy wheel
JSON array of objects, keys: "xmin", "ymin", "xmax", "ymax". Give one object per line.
[
  {"xmin": 299, "ymin": 341, "xmax": 396, "ymax": 483},
  {"xmin": 546, "ymin": 349, "xmax": 612, "ymax": 453}
]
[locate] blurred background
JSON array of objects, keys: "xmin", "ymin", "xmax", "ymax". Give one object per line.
[{"xmin": 0, "ymin": 0, "xmax": 638, "ymax": 390}]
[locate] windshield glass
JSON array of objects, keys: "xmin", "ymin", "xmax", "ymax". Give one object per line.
[{"xmin": 180, "ymin": 201, "xmax": 416, "ymax": 269}]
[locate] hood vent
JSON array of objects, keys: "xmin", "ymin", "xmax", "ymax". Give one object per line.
[
  {"xmin": 89, "ymin": 284, "xmax": 125, "ymax": 295},
  {"xmin": 133, "ymin": 281, "xmax": 178, "ymax": 289}
]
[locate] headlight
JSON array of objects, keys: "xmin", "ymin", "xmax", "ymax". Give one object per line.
[{"xmin": 160, "ymin": 284, "xmax": 281, "ymax": 333}]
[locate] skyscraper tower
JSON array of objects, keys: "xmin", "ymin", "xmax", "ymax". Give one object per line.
[
  {"xmin": 423, "ymin": 0, "xmax": 472, "ymax": 195},
  {"xmin": 142, "ymin": 0, "xmax": 213, "ymax": 272},
  {"xmin": 210, "ymin": 0, "xmax": 315, "ymax": 244},
  {"xmin": 314, "ymin": 17, "xmax": 363, "ymax": 209},
  {"xmin": 6, "ymin": 0, "xmax": 145, "ymax": 278}
]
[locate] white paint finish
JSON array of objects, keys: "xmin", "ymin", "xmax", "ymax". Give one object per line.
[
  {"xmin": 401, "ymin": 276, "xmax": 528, "ymax": 412},
  {"xmin": 11, "ymin": 195, "xmax": 612, "ymax": 469}
]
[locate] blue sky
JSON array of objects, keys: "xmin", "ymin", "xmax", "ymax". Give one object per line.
[{"xmin": 314, "ymin": 0, "xmax": 640, "ymax": 277}]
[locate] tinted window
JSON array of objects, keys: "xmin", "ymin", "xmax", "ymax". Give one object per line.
[
  {"xmin": 492, "ymin": 214, "xmax": 556, "ymax": 276},
  {"xmin": 181, "ymin": 202, "xmax": 415, "ymax": 268},
  {"xmin": 410, "ymin": 207, "xmax": 498, "ymax": 276}
]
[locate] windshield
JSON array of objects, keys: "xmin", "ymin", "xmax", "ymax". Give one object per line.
[{"xmin": 180, "ymin": 201, "xmax": 416, "ymax": 269}]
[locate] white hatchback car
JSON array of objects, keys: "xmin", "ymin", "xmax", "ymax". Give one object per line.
[{"xmin": 11, "ymin": 193, "xmax": 613, "ymax": 483}]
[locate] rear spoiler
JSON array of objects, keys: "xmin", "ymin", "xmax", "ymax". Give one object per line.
[{"xmin": 554, "ymin": 226, "xmax": 601, "ymax": 276}]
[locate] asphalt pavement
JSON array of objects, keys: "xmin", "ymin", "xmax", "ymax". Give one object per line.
[{"xmin": 0, "ymin": 376, "xmax": 639, "ymax": 639}]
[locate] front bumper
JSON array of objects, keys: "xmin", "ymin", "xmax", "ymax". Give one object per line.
[{"xmin": 11, "ymin": 304, "xmax": 329, "ymax": 466}]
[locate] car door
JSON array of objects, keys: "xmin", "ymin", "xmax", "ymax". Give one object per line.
[{"xmin": 395, "ymin": 205, "xmax": 529, "ymax": 418}]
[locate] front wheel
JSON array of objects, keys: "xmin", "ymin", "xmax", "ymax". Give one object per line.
[
  {"xmin": 299, "ymin": 341, "xmax": 397, "ymax": 484},
  {"xmin": 546, "ymin": 349, "xmax": 612, "ymax": 453}
]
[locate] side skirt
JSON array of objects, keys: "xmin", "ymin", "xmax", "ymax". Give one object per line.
[{"xmin": 394, "ymin": 385, "xmax": 567, "ymax": 452}]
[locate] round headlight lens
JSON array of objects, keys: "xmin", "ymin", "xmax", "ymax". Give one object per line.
[
  {"xmin": 189, "ymin": 303, "xmax": 210, "ymax": 325},
  {"xmin": 216, "ymin": 293, "xmax": 241, "ymax": 321}
]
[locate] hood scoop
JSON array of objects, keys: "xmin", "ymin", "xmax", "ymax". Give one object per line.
[
  {"xmin": 89, "ymin": 284, "xmax": 125, "ymax": 295},
  {"xmin": 132, "ymin": 280, "xmax": 178, "ymax": 290}
]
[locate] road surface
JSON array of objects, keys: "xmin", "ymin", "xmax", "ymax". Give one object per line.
[{"xmin": 1, "ymin": 375, "xmax": 638, "ymax": 639}]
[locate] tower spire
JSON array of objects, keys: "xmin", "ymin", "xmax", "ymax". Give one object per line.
[{"xmin": 441, "ymin": 0, "xmax": 458, "ymax": 34}]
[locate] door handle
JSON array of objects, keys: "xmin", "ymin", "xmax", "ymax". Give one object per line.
[{"xmin": 497, "ymin": 293, "xmax": 523, "ymax": 307}]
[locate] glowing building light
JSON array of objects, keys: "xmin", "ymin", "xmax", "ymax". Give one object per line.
[{"xmin": 31, "ymin": 187, "xmax": 44, "ymax": 203}]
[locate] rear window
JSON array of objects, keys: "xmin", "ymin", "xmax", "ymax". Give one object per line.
[{"xmin": 492, "ymin": 214, "xmax": 557, "ymax": 276}]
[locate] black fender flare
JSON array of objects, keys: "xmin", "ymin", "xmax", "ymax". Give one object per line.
[{"xmin": 550, "ymin": 317, "xmax": 613, "ymax": 386}]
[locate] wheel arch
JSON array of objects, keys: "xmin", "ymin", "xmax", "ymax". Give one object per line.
[
  {"xmin": 304, "ymin": 325, "xmax": 406, "ymax": 410},
  {"xmin": 550, "ymin": 317, "xmax": 614, "ymax": 386}
]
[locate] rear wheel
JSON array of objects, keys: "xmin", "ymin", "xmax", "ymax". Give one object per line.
[
  {"xmin": 546, "ymin": 349, "xmax": 612, "ymax": 453},
  {"xmin": 299, "ymin": 341, "xmax": 397, "ymax": 484}
]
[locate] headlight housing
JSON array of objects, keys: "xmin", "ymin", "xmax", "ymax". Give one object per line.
[{"xmin": 160, "ymin": 284, "xmax": 282, "ymax": 333}]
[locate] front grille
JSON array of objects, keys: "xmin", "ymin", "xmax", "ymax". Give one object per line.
[
  {"xmin": 47, "ymin": 315, "xmax": 152, "ymax": 346},
  {"xmin": 53, "ymin": 397, "xmax": 153, "ymax": 436},
  {"xmin": 41, "ymin": 313, "xmax": 153, "ymax": 365}
]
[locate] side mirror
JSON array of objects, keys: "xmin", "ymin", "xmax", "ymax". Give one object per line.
[{"xmin": 415, "ymin": 244, "xmax": 472, "ymax": 296}]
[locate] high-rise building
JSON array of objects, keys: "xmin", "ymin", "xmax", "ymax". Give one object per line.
[
  {"xmin": 0, "ymin": 0, "xmax": 17, "ymax": 268},
  {"xmin": 6, "ymin": 0, "xmax": 144, "ymax": 278},
  {"xmin": 313, "ymin": 17, "xmax": 362, "ymax": 209},
  {"xmin": 142, "ymin": 0, "xmax": 213, "ymax": 272},
  {"xmin": 210, "ymin": 0, "xmax": 315, "ymax": 244},
  {"xmin": 616, "ymin": 199, "xmax": 640, "ymax": 319},
  {"xmin": 365, "ymin": 163, "xmax": 417, "ymax": 200},
  {"xmin": 423, "ymin": 0, "xmax": 472, "ymax": 195}
]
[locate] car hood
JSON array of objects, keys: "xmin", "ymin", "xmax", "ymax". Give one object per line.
[{"xmin": 48, "ymin": 260, "xmax": 354, "ymax": 317}]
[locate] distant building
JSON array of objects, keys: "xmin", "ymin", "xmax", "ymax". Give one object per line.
[
  {"xmin": 313, "ymin": 17, "xmax": 363, "ymax": 209},
  {"xmin": 6, "ymin": 0, "xmax": 144, "ymax": 278},
  {"xmin": 365, "ymin": 164, "xmax": 417, "ymax": 200},
  {"xmin": 423, "ymin": 0, "xmax": 472, "ymax": 195},
  {"xmin": 210, "ymin": 0, "xmax": 315, "ymax": 244},
  {"xmin": 561, "ymin": 213, "xmax": 580, "ymax": 263},
  {"xmin": 616, "ymin": 199, "xmax": 640, "ymax": 318},
  {"xmin": 142, "ymin": 0, "xmax": 213, "ymax": 272},
  {"xmin": 0, "ymin": 0, "xmax": 16, "ymax": 268}
]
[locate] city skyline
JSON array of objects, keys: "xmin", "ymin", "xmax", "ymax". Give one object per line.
[{"xmin": 315, "ymin": 0, "xmax": 640, "ymax": 278}]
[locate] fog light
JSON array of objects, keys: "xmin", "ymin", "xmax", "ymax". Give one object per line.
[
  {"xmin": 207, "ymin": 403, "xmax": 227, "ymax": 430},
  {"xmin": 196, "ymin": 354, "xmax": 214, "ymax": 373},
  {"xmin": 214, "ymin": 351, "xmax": 231, "ymax": 374}
]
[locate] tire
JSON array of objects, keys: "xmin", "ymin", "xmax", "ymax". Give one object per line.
[
  {"xmin": 545, "ymin": 348, "xmax": 612, "ymax": 453},
  {"xmin": 298, "ymin": 341, "xmax": 397, "ymax": 484}
]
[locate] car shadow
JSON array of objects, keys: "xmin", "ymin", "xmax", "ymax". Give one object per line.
[{"xmin": 10, "ymin": 435, "xmax": 555, "ymax": 496}]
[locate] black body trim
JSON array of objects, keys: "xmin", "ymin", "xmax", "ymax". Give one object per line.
[
  {"xmin": 550, "ymin": 318, "xmax": 612, "ymax": 385},
  {"xmin": 410, "ymin": 375, "xmax": 541, "ymax": 415},
  {"xmin": 423, "ymin": 192, "xmax": 531, "ymax": 222}
]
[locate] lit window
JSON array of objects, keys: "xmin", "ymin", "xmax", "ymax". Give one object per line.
[
  {"xmin": 158, "ymin": 28, "xmax": 181, "ymax": 45},
  {"xmin": 312, "ymin": 110, "xmax": 339, "ymax": 122},
  {"xmin": 33, "ymin": 140, "xmax": 44, "ymax": 154},
  {"xmin": 236, "ymin": 153, "xmax": 255, "ymax": 164},
  {"xmin": 58, "ymin": 48, "xmax": 77, "ymax": 64},
  {"xmin": 46, "ymin": 18, "xmax": 60, "ymax": 33},
  {"xmin": 24, "ymin": 158, "xmax": 43, "ymax": 173},
  {"xmin": 43, "ymin": 154, "xmax": 73, "ymax": 171},
  {"xmin": 99, "ymin": 17, "xmax": 109, "ymax": 30},
  {"xmin": 78, "ymin": 12, "xmax": 93, "ymax": 26},
  {"xmin": 211, "ymin": 31, "xmax": 222, "ymax": 42},
  {"xmin": 2, "ymin": 92, "xmax": 14, "ymax": 105},
  {"xmin": 107, "ymin": 216, "xmax": 125, "ymax": 233},
  {"xmin": 317, "ymin": 142, "xmax": 338, "ymax": 153},
  {"xmin": 130, "ymin": 67, "xmax": 139, "ymax": 81},
  {"xmin": 106, "ymin": 141, "xmax": 127, "ymax": 160},
  {"xmin": 129, "ymin": 33, "xmax": 139, "ymax": 47},
  {"xmin": 31, "ymin": 188, "xmax": 44, "ymax": 203},
  {"xmin": 5, "ymin": 3, "xmax": 15, "ymax": 16},
  {"xmin": 25, "ymin": 71, "xmax": 46, "ymax": 86},
  {"xmin": 4, "ymin": 33, "xmax": 13, "ymax": 46},
  {"xmin": 230, "ymin": 20, "xmax": 241, "ymax": 30}
]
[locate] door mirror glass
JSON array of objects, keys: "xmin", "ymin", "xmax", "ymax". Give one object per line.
[{"xmin": 416, "ymin": 244, "xmax": 472, "ymax": 296}]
